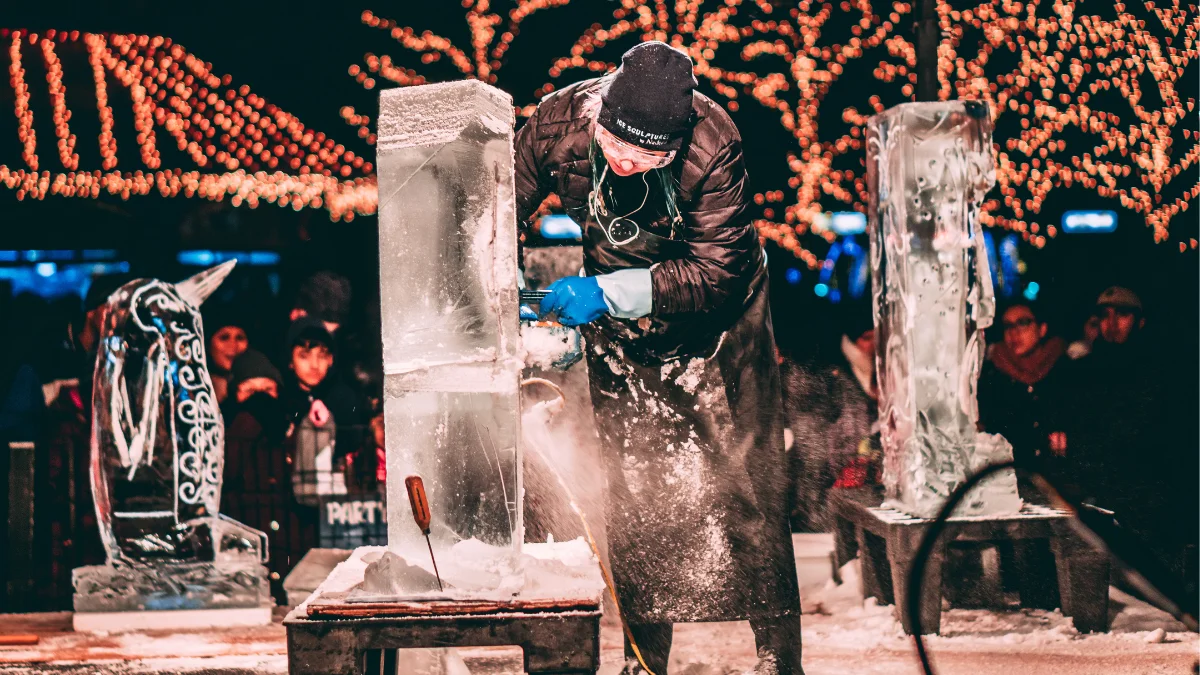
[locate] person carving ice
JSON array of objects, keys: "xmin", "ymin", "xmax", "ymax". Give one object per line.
[{"xmin": 514, "ymin": 41, "xmax": 803, "ymax": 675}]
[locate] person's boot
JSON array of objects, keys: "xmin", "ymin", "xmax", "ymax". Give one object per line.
[
  {"xmin": 621, "ymin": 622, "xmax": 672, "ymax": 675},
  {"xmin": 750, "ymin": 614, "xmax": 805, "ymax": 675}
]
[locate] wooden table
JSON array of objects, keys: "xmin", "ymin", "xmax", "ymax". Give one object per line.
[
  {"xmin": 284, "ymin": 545, "xmax": 604, "ymax": 675},
  {"xmin": 286, "ymin": 597, "xmax": 601, "ymax": 675},
  {"xmin": 830, "ymin": 488, "xmax": 1110, "ymax": 635}
]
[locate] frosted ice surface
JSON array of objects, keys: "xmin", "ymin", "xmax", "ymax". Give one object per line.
[
  {"xmin": 866, "ymin": 101, "xmax": 1020, "ymax": 518},
  {"xmin": 376, "ymin": 80, "xmax": 524, "ymax": 556},
  {"xmin": 75, "ymin": 265, "xmax": 269, "ymax": 618}
]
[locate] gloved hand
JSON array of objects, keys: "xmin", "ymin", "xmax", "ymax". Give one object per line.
[
  {"xmin": 539, "ymin": 276, "xmax": 608, "ymax": 326},
  {"xmin": 519, "ymin": 305, "xmax": 538, "ymax": 321}
]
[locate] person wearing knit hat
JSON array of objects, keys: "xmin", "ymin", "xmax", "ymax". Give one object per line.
[
  {"xmin": 290, "ymin": 271, "xmax": 352, "ymax": 333},
  {"xmin": 514, "ymin": 41, "xmax": 803, "ymax": 674},
  {"xmin": 229, "ymin": 348, "xmax": 283, "ymax": 403},
  {"xmin": 205, "ymin": 305, "xmax": 251, "ymax": 403}
]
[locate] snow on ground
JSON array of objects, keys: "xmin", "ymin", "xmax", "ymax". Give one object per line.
[
  {"xmin": 610, "ymin": 562, "xmax": 1198, "ymax": 675},
  {"xmin": 1, "ymin": 560, "xmax": 1193, "ymax": 674}
]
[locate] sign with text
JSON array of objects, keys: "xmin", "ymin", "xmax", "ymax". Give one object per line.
[{"xmin": 318, "ymin": 495, "xmax": 388, "ymax": 548}]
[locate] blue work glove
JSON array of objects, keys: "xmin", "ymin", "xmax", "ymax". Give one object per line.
[
  {"xmin": 519, "ymin": 305, "xmax": 538, "ymax": 321},
  {"xmin": 538, "ymin": 276, "xmax": 608, "ymax": 326}
]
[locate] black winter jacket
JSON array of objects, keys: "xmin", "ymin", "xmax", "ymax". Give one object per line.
[{"xmin": 514, "ymin": 76, "xmax": 762, "ymax": 317}]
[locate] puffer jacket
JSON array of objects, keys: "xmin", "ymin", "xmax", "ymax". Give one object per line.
[{"xmin": 513, "ymin": 76, "xmax": 762, "ymax": 317}]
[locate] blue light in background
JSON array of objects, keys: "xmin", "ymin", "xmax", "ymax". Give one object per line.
[
  {"xmin": 0, "ymin": 261, "xmax": 130, "ymax": 299},
  {"xmin": 1061, "ymin": 210, "xmax": 1117, "ymax": 233},
  {"xmin": 177, "ymin": 250, "xmax": 281, "ymax": 266},
  {"xmin": 829, "ymin": 289, "xmax": 842, "ymax": 304},
  {"xmin": 848, "ymin": 254, "xmax": 869, "ymax": 299},
  {"xmin": 178, "ymin": 250, "xmax": 216, "ymax": 266},
  {"xmin": 784, "ymin": 267, "xmax": 802, "ymax": 285},
  {"xmin": 249, "ymin": 251, "xmax": 282, "ymax": 266},
  {"xmin": 983, "ymin": 231, "xmax": 1001, "ymax": 295},
  {"xmin": 1023, "ymin": 281, "xmax": 1040, "ymax": 301},
  {"xmin": 814, "ymin": 283, "xmax": 829, "ymax": 298},
  {"xmin": 0, "ymin": 251, "xmax": 17, "ymax": 262},
  {"xmin": 538, "ymin": 215, "xmax": 583, "ymax": 240}
]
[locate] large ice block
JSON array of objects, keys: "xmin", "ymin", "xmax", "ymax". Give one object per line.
[
  {"xmin": 377, "ymin": 80, "xmax": 523, "ymax": 558},
  {"xmin": 866, "ymin": 101, "xmax": 1021, "ymax": 518}
]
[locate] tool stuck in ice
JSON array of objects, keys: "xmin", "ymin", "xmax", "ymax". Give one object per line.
[{"xmin": 404, "ymin": 475, "xmax": 444, "ymax": 592}]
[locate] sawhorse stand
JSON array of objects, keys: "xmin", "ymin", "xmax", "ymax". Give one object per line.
[{"xmin": 831, "ymin": 488, "xmax": 1110, "ymax": 635}]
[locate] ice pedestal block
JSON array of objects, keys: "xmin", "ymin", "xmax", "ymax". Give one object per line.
[
  {"xmin": 377, "ymin": 80, "xmax": 522, "ymax": 559},
  {"xmin": 73, "ymin": 559, "xmax": 270, "ymax": 613},
  {"xmin": 866, "ymin": 101, "xmax": 1021, "ymax": 518}
]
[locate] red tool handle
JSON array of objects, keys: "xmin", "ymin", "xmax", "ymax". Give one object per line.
[{"xmin": 405, "ymin": 475, "xmax": 432, "ymax": 535}]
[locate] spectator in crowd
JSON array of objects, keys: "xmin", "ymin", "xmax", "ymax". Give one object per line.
[
  {"xmin": 289, "ymin": 271, "xmax": 352, "ymax": 334},
  {"xmin": 281, "ymin": 317, "xmax": 365, "ymax": 459},
  {"xmin": 781, "ymin": 302, "xmax": 879, "ymax": 532},
  {"xmin": 220, "ymin": 348, "xmax": 294, "ymax": 602},
  {"xmin": 1066, "ymin": 313, "xmax": 1101, "ymax": 360},
  {"xmin": 223, "ymin": 348, "xmax": 285, "ymax": 425},
  {"xmin": 205, "ymin": 308, "xmax": 250, "ymax": 403},
  {"xmin": 345, "ymin": 405, "xmax": 386, "ymax": 494},
  {"xmin": 1055, "ymin": 286, "xmax": 1194, "ymax": 598},
  {"xmin": 977, "ymin": 301, "xmax": 1067, "ymax": 492}
]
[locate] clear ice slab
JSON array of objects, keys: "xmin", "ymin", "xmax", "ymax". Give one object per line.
[
  {"xmin": 866, "ymin": 100, "xmax": 1021, "ymax": 518},
  {"xmin": 376, "ymin": 80, "xmax": 522, "ymax": 559}
]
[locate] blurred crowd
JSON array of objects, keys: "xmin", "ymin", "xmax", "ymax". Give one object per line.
[
  {"xmin": 0, "ymin": 268, "xmax": 1195, "ymax": 611},
  {"xmin": 780, "ymin": 285, "xmax": 1198, "ymax": 606}
]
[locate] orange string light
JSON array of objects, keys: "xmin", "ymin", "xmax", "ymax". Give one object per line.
[
  {"xmin": 0, "ymin": 30, "xmax": 374, "ymax": 220},
  {"xmin": 9, "ymin": 34, "xmax": 38, "ymax": 171}
]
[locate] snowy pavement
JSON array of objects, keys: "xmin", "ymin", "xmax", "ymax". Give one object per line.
[{"xmin": 1, "ymin": 582, "xmax": 1194, "ymax": 674}]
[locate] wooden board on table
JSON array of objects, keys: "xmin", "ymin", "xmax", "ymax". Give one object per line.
[{"xmin": 305, "ymin": 590, "xmax": 600, "ymax": 619}]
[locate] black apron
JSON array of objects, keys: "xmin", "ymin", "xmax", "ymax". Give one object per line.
[{"xmin": 580, "ymin": 169, "xmax": 799, "ymax": 624}]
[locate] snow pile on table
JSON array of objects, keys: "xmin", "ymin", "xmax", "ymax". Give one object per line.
[{"xmin": 344, "ymin": 538, "xmax": 604, "ymax": 603}]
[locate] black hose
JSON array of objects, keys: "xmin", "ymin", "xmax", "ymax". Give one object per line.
[{"xmin": 905, "ymin": 462, "xmax": 1198, "ymax": 675}]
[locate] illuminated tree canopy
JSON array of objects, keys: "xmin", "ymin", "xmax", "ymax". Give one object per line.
[
  {"xmin": 1, "ymin": 2, "xmax": 1195, "ymax": 259},
  {"xmin": 348, "ymin": 0, "xmax": 1197, "ymax": 260}
]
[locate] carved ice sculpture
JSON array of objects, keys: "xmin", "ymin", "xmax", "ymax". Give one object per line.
[
  {"xmin": 73, "ymin": 261, "xmax": 270, "ymax": 627},
  {"xmin": 866, "ymin": 101, "xmax": 1022, "ymax": 518},
  {"xmin": 376, "ymin": 80, "xmax": 523, "ymax": 558}
]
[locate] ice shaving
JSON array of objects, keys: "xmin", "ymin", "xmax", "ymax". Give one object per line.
[{"xmin": 354, "ymin": 537, "xmax": 603, "ymax": 603}]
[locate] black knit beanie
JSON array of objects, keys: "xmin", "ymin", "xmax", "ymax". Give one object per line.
[
  {"xmin": 294, "ymin": 271, "xmax": 352, "ymax": 325},
  {"xmin": 286, "ymin": 316, "xmax": 336, "ymax": 355},
  {"xmin": 598, "ymin": 42, "xmax": 697, "ymax": 151},
  {"xmin": 230, "ymin": 348, "xmax": 283, "ymax": 391}
]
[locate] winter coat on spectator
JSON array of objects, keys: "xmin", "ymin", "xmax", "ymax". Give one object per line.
[
  {"xmin": 222, "ymin": 390, "xmax": 312, "ymax": 604},
  {"xmin": 280, "ymin": 372, "xmax": 366, "ymax": 460},
  {"xmin": 977, "ymin": 336, "xmax": 1068, "ymax": 494},
  {"xmin": 1057, "ymin": 334, "xmax": 1196, "ymax": 587}
]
